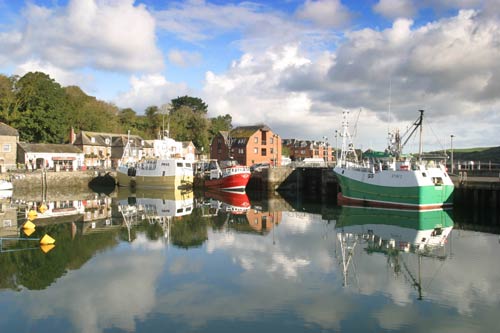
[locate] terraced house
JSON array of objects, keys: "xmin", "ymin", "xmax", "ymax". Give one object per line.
[
  {"xmin": 210, "ymin": 125, "xmax": 282, "ymax": 167},
  {"xmin": 71, "ymin": 129, "xmax": 153, "ymax": 169},
  {"xmin": 0, "ymin": 122, "xmax": 19, "ymax": 171}
]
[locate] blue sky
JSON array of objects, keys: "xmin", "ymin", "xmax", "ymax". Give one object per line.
[{"xmin": 1, "ymin": 0, "xmax": 500, "ymax": 150}]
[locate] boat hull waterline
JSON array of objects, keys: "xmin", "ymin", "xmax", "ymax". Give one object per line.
[
  {"xmin": 117, "ymin": 159, "xmax": 193, "ymax": 189},
  {"xmin": 334, "ymin": 166, "xmax": 454, "ymax": 211},
  {"xmin": 203, "ymin": 172, "xmax": 250, "ymax": 191}
]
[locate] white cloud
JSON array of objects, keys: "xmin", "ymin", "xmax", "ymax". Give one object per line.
[
  {"xmin": 168, "ymin": 49, "xmax": 202, "ymax": 67},
  {"xmin": 373, "ymin": 0, "xmax": 417, "ymax": 19},
  {"xmin": 296, "ymin": 0, "xmax": 352, "ymax": 28},
  {"xmin": 115, "ymin": 74, "xmax": 190, "ymax": 112},
  {"xmin": 15, "ymin": 59, "xmax": 93, "ymax": 88},
  {"xmin": 0, "ymin": 0, "xmax": 163, "ymax": 72}
]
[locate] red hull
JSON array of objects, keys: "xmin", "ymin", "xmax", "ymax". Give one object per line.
[
  {"xmin": 337, "ymin": 192, "xmax": 452, "ymax": 211},
  {"xmin": 204, "ymin": 190, "xmax": 250, "ymax": 208},
  {"xmin": 204, "ymin": 172, "xmax": 250, "ymax": 191}
]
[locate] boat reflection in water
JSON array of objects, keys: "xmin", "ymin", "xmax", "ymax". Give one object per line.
[
  {"xmin": 200, "ymin": 190, "xmax": 281, "ymax": 235},
  {"xmin": 200, "ymin": 190, "xmax": 251, "ymax": 216},
  {"xmin": 117, "ymin": 187, "xmax": 194, "ymax": 241},
  {"xmin": 336, "ymin": 206, "xmax": 454, "ymax": 299}
]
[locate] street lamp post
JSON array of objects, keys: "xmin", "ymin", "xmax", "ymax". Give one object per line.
[
  {"xmin": 450, "ymin": 134, "xmax": 454, "ymax": 174},
  {"xmin": 334, "ymin": 130, "xmax": 338, "ymax": 163},
  {"xmin": 322, "ymin": 136, "xmax": 328, "ymax": 163}
]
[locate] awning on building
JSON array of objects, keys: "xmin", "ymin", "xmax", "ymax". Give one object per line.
[{"xmin": 52, "ymin": 157, "xmax": 77, "ymax": 161}]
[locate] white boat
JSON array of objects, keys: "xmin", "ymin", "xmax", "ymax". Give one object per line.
[
  {"xmin": 117, "ymin": 136, "xmax": 193, "ymax": 189},
  {"xmin": 0, "ymin": 180, "xmax": 13, "ymax": 190},
  {"xmin": 334, "ymin": 110, "xmax": 454, "ymax": 210},
  {"xmin": 117, "ymin": 188, "xmax": 194, "ymax": 241}
]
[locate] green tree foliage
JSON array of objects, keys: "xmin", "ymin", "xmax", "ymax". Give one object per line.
[
  {"xmin": 13, "ymin": 72, "xmax": 69, "ymax": 143},
  {"xmin": 144, "ymin": 105, "xmax": 161, "ymax": 139},
  {"xmin": 171, "ymin": 95, "xmax": 208, "ymax": 114},
  {"xmin": 119, "ymin": 108, "xmax": 137, "ymax": 131},
  {"xmin": 0, "ymin": 74, "xmax": 19, "ymax": 123},
  {"xmin": 169, "ymin": 105, "xmax": 209, "ymax": 149},
  {"xmin": 209, "ymin": 114, "xmax": 232, "ymax": 139},
  {"xmin": 0, "ymin": 71, "xmax": 231, "ymax": 147},
  {"xmin": 65, "ymin": 86, "xmax": 121, "ymax": 134}
]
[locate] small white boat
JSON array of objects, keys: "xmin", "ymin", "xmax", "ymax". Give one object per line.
[
  {"xmin": 116, "ymin": 135, "xmax": 193, "ymax": 189},
  {"xmin": 0, "ymin": 180, "xmax": 13, "ymax": 190}
]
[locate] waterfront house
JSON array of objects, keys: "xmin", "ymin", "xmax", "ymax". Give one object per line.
[
  {"xmin": 17, "ymin": 143, "xmax": 84, "ymax": 171},
  {"xmin": 0, "ymin": 122, "xmax": 19, "ymax": 172},
  {"xmin": 282, "ymin": 138, "xmax": 335, "ymax": 163},
  {"xmin": 210, "ymin": 125, "xmax": 282, "ymax": 166},
  {"xmin": 71, "ymin": 129, "xmax": 153, "ymax": 169},
  {"xmin": 182, "ymin": 141, "xmax": 196, "ymax": 161}
]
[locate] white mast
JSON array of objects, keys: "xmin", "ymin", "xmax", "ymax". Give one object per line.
[{"xmin": 339, "ymin": 111, "xmax": 358, "ymax": 166}]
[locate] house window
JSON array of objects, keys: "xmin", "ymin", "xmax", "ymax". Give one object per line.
[
  {"xmin": 270, "ymin": 148, "xmax": 274, "ymax": 154},
  {"xmin": 2, "ymin": 144, "xmax": 10, "ymax": 152},
  {"xmin": 238, "ymin": 149, "xmax": 244, "ymax": 154},
  {"xmin": 270, "ymin": 137, "xmax": 274, "ymax": 144},
  {"xmin": 91, "ymin": 137, "xmax": 95, "ymax": 143},
  {"xmin": 254, "ymin": 137, "xmax": 258, "ymax": 143},
  {"xmin": 253, "ymin": 148, "xmax": 258, "ymax": 154},
  {"xmin": 262, "ymin": 148, "xmax": 267, "ymax": 156}
]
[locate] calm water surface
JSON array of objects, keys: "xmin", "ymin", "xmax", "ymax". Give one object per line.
[{"xmin": 0, "ymin": 188, "xmax": 499, "ymax": 333}]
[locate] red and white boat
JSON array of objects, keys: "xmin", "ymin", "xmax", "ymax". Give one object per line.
[{"xmin": 195, "ymin": 160, "xmax": 251, "ymax": 191}]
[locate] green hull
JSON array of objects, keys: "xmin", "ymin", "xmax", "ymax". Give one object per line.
[
  {"xmin": 338, "ymin": 206, "xmax": 454, "ymax": 230},
  {"xmin": 336, "ymin": 172, "xmax": 454, "ymax": 209}
]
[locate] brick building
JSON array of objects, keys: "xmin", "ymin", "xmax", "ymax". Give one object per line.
[
  {"xmin": 282, "ymin": 138, "xmax": 335, "ymax": 162},
  {"xmin": 210, "ymin": 125, "xmax": 282, "ymax": 166}
]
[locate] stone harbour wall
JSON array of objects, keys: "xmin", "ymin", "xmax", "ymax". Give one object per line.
[{"xmin": 9, "ymin": 170, "xmax": 117, "ymax": 192}]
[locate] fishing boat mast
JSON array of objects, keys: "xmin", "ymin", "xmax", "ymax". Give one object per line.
[{"xmin": 338, "ymin": 111, "xmax": 358, "ymax": 166}]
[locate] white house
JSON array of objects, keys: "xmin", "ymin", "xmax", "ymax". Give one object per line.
[{"xmin": 17, "ymin": 143, "xmax": 84, "ymax": 171}]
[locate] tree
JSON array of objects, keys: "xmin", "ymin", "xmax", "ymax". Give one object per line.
[
  {"xmin": 169, "ymin": 105, "xmax": 209, "ymax": 149},
  {"xmin": 0, "ymin": 74, "xmax": 19, "ymax": 123},
  {"xmin": 144, "ymin": 105, "xmax": 161, "ymax": 138},
  {"xmin": 209, "ymin": 114, "xmax": 232, "ymax": 137},
  {"xmin": 13, "ymin": 72, "xmax": 69, "ymax": 143},
  {"xmin": 118, "ymin": 108, "xmax": 137, "ymax": 132},
  {"xmin": 171, "ymin": 96, "xmax": 208, "ymax": 114},
  {"xmin": 65, "ymin": 86, "xmax": 121, "ymax": 134}
]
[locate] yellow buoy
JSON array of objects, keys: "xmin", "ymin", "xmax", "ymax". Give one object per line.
[
  {"xmin": 28, "ymin": 210, "xmax": 38, "ymax": 220},
  {"xmin": 40, "ymin": 234, "xmax": 55, "ymax": 245},
  {"xmin": 23, "ymin": 220, "xmax": 36, "ymax": 229},
  {"xmin": 38, "ymin": 204, "xmax": 48, "ymax": 214},
  {"xmin": 40, "ymin": 244, "xmax": 55, "ymax": 253},
  {"xmin": 23, "ymin": 228, "xmax": 36, "ymax": 236}
]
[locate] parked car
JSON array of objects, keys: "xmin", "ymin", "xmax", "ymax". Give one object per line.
[{"xmin": 250, "ymin": 163, "xmax": 270, "ymax": 172}]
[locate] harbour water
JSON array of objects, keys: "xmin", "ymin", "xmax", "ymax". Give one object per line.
[{"xmin": 0, "ymin": 188, "xmax": 499, "ymax": 333}]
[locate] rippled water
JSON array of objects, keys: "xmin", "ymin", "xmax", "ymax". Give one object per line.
[{"xmin": 0, "ymin": 189, "xmax": 499, "ymax": 333}]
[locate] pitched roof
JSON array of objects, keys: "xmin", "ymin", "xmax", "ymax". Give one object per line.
[
  {"xmin": 18, "ymin": 143, "xmax": 83, "ymax": 154},
  {"xmin": 73, "ymin": 131, "xmax": 151, "ymax": 148},
  {"xmin": 230, "ymin": 125, "xmax": 270, "ymax": 138},
  {"xmin": 0, "ymin": 122, "xmax": 19, "ymax": 137}
]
